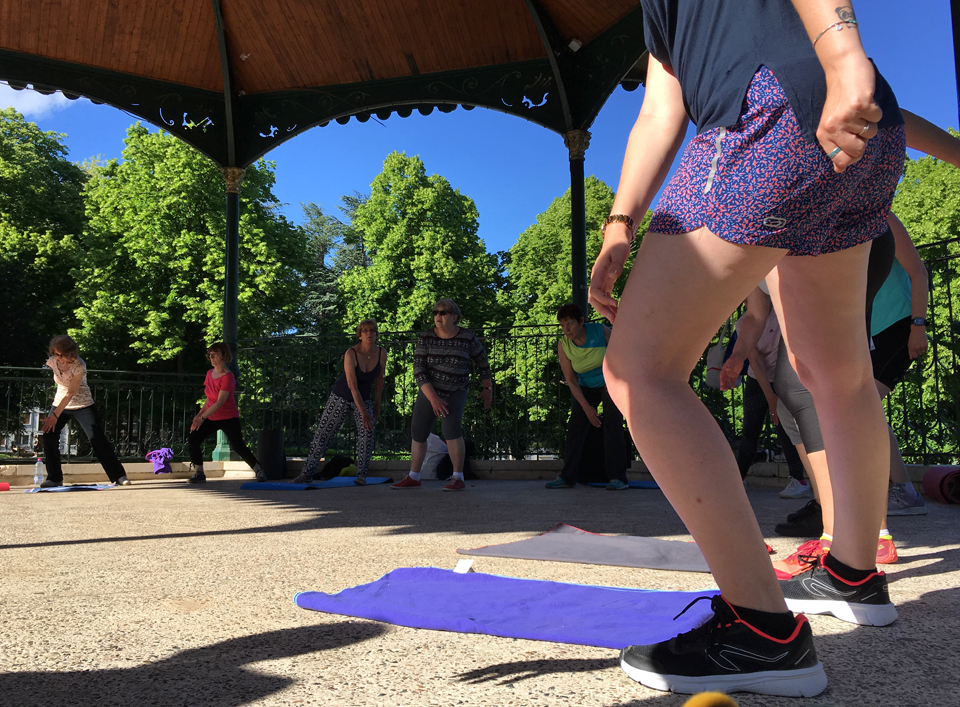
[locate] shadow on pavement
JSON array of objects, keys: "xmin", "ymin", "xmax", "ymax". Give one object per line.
[
  {"xmin": 453, "ymin": 586, "xmax": 960, "ymax": 706},
  {"xmin": 0, "ymin": 621, "xmax": 386, "ymax": 707}
]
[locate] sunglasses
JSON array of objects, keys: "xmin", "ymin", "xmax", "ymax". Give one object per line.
[{"xmin": 433, "ymin": 310, "xmax": 452, "ymax": 317}]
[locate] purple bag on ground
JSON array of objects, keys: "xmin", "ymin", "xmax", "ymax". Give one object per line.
[{"xmin": 145, "ymin": 448, "xmax": 174, "ymax": 473}]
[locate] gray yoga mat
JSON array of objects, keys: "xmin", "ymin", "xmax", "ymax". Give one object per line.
[{"xmin": 457, "ymin": 523, "xmax": 711, "ymax": 573}]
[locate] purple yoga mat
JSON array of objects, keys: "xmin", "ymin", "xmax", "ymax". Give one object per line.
[{"xmin": 295, "ymin": 567, "xmax": 718, "ymax": 649}]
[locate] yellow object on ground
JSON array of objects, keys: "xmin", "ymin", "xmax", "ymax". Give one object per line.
[
  {"xmin": 681, "ymin": 692, "xmax": 739, "ymax": 707},
  {"xmin": 338, "ymin": 464, "xmax": 358, "ymax": 477}
]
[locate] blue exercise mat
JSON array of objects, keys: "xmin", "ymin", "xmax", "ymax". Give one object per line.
[
  {"xmin": 295, "ymin": 567, "xmax": 718, "ymax": 649},
  {"xmin": 587, "ymin": 480, "xmax": 660, "ymax": 489},
  {"xmin": 240, "ymin": 476, "xmax": 393, "ymax": 490},
  {"xmin": 24, "ymin": 484, "xmax": 116, "ymax": 493}
]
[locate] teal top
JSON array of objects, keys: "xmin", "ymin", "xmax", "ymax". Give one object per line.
[
  {"xmin": 871, "ymin": 260, "xmax": 913, "ymax": 336},
  {"xmin": 560, "ymin": 322, "xmax": 607, "ymax": 389}
]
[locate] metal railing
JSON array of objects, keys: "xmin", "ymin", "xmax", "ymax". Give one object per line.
[
  {"xmin": 0, "ymin": 369, "xmax": 203, "ymax": 462},
  {"xmin": 2, "ymin": 244, "xmax": 957, "ymax": 464}
]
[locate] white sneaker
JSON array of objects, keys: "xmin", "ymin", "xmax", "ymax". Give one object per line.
[{"xmin": 780, "ymin": 478, "xmax": 814, "ymax": 500}]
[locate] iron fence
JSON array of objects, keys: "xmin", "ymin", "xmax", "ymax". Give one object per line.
[
  {"xmin": 2, "ymin": 244, "xmax": 958, "ymax": 464},
  {"xmin": 0, "ymin": 368, "xmax": 204, "ymax": 462}
]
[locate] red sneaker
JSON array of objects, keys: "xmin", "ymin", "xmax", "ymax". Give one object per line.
[
  {"xmin": 443, "ymin": 477, "xmax": 466, "ymax": 492},
  {"xmin": 773, "ymin": 539, "xmax": 829, "ymax": 580},
  {"xmin": 391, "ymin": 476, "xmax": 422, "ymax": 489},
  {"xmin": 876, "ymin": 535, "xmax": 898, "ymax": 564}
]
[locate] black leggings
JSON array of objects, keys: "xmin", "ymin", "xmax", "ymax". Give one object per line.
[
  {"xmin": 188, "ymin": 417, "xmax": 259, "ymax": 469},
  {"xmin": 736, "ymin": 376, "xmax": 805, "ymax": 480},
  {"xmin": 41, "ymin": 404, "xmax": 126, "ymax": 483},
  {"xmin": 775, "ymin": 226, "xmax": 896, "ymax": 453},
  {"xmin": 560, "ymin": 385, "xmax": 628, "ymax": 483}
]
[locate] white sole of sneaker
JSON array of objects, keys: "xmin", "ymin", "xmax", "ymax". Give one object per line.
[
  {"xmin": 621, "ymin": 660, "xmax": 828, "ymax": 697},
  {"xmin": 887, "ymin": 507, "xmax": 928, "ymax": 516},
  {"xmin": 784, "ymin": 599, "xmax": 898, "ymax": 626}
]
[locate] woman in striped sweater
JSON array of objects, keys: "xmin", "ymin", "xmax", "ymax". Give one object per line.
[{"xmin": 391, "ymin": 298, "xmax": 492, "ymax": 492}]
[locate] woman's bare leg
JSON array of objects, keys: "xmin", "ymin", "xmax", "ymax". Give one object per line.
[
  {"xmin": 806, "ymin": 450, "xmax": 834, "ymax": 535},
  {"xmin": 604, "ymin": 228, "xmax": 787, "ymax": 612},
  {"xmin": 767, "ymin": 241, "xmax": 889, "ymax": 570}
]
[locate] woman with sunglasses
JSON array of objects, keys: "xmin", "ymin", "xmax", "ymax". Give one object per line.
[
  {"xmin": 292, "ymin": 319, "xmax": 387, "ymax": 486},
  {"xmin": 392, "ymin": 298, "xmax": 492, "ymax": 492},
  {"xmin": 39, "ymin": 335, "xmax": 130, "ymax": 487},
  {"xmin": 187, "ymin": 342, "xmax": 265, "ymax": 484}
]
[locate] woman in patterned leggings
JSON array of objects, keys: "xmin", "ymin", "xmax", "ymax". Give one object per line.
[{"xmin": 293, "ymin": 320, "xmax": 386, "ymax": 486}]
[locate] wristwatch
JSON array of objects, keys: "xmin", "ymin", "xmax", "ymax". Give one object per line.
[{"xmin": 911, "ymin": 318, "xmax": 927, "ymax": 326}]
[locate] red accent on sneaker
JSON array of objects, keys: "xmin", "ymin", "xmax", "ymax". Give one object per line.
[
  {"xmin": 391, "ymin": 476, "xmax": 422, "ymax": 489},
  {"xmin": 721, "ymin": 596, "xmax": 808, "ymax": 644},
  {"xmin": 443, "ymin": 478, "xmax": 466, "ymax": 491},
  {"xmin": 820, "ymin": 553, "xmax": 885, "ymax": 586}
]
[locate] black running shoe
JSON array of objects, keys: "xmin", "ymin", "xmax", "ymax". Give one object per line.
[
  {"xmin": 188, "ymin": 470, "xmax": 206, "ymax": 484},
  {"xmin": 775, "ymin": 500, "xmax": 823, "ymax": 537},
  {"xmin": 780, "ymin": 556, "xmax": 896, "ymax": 626},
  {"xmin": 619, "ymin": 595, "xmax": 827, "ymax": 697},
  {"xmin": 786, "ymin": 499, "xmax": 820, "ymax": 524}
]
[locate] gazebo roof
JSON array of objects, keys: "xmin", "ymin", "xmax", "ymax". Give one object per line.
[{"xmin": 0, "ymin": 0, "xmax": 648, "ymax": 167}]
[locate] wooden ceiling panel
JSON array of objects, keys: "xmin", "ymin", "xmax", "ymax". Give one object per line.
[
  {"xmin": 0, "ymin": 0, "xmax": 222, "ymax": 91},
  {"xmin": 226, "ymin": 0, "xmax": 544, "ymax": 94},
  {"xmin": 1, "ymin": 0, "xmax": 643, "ymax": 118},
  {"xmin": 542, "ymin": 0, "xmax": 640, "ymax": 44}
]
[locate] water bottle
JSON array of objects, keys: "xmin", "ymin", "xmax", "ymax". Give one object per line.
[{"xmin": 33, "ymin": 458, "xmax": 44, "ymax": 487}]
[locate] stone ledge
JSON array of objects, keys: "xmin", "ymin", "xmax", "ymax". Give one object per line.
[{"xmin": 0, "ymin": 459, "xmax": 941, "ymax": 489}]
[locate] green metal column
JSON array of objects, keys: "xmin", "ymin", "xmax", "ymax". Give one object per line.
[
  {"xmin": 564, "ymin": 130, "xmax": 591, "ymax": 315},
  {"xmin": 214, "ymin": 167, "xmax": 245, "ymax": 462}
]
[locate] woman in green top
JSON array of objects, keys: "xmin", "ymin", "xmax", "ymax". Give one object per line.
[{"xmin": 546, "ymin": 303, "xmax": 630, "ymax": 490}]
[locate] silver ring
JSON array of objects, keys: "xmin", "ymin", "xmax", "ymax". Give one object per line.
[
  {"xmin": 859, "ymin": 122, "xmax": 870, "ymax": 137},
  {"xmin": 827, "ymin": 146, "xmax": 842, "ymax": 159}
]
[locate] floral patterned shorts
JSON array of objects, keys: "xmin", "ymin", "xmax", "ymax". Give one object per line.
[{"xmin": 650, "ymin": 66, "xmax": 906, "ymax": 256}]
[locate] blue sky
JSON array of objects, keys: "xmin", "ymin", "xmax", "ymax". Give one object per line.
[{"xmin": 1, "ymin": 0, "xmax": 956, "ymax": 256}]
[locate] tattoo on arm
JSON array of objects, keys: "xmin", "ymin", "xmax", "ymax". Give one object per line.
[{"xmin": 835, "ymin": 6, "xmax": 856, "ymax": 23}]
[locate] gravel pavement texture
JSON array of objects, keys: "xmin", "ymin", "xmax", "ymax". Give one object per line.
[{"xmin": 1, "ymin": 477, "xmax": 958, "ymax": 707}]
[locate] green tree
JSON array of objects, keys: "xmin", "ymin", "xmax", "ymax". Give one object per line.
[
  {"xmin": 72, "ymin": 125, "xmax": 308, "ymax": 370},
  {"xmin": 891, "ymin": 146, "xmax": 960, "ymax": 460},
  {"xmin": 340, "ymin": 152, "xmax": 501, "ymax": 333},
  {"xmin": 496, "ymin": 176, "xmax": 649, "ymax": 440},
  {"xmin": 338, "ymin": 152, "xmax": 503, "ymax": 410},
  {"xmin": 301, "ymin": 192, "xmax": 370, "ymax": 333},
  {"xmin": 0, "ymin": 108, "xmax": 87, "ymax": 366}
]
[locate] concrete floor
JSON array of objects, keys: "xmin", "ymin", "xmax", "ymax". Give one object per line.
[{"xmin": 1, "ymin": 477, "xmax": 957, "ymax": 707}]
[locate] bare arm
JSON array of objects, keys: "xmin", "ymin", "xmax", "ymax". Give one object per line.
[
  {"xmin": 558, "ymin": 341, "xmax": 601, "ymax": 428},
  {"xmin": 40, "ymin": 371, "xmax": 81, "ymax": 433},
  {"xmin": 344, "ymin": 349, "xmax": 374, "ymax": 431},
  {"xmin": 721, "ymin": 288, "xmax": 772, "ymax": 391},
  {"xmin": 887, "ymin": 214, "xmax": 929, "ymax": 359},
  {"xmin": 589, "ymin": 54, "xmax": 690, "ymax": 321},
  {"xmin": 191, "ymin": 390, "xmax": 229, "ymax": 431},
  {"xmin": 902, "ymin": 108, "xmax": 960, "ymax": 168},
  {"xmin": 789, "ymin": 1, "xmax": 880, "ymax": 172}
]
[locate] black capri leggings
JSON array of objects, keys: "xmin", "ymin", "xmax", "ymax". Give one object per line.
[
  {"xmin": 410, "ymin": 388, "xmax": 469, "ymax": 443},
  {"xmin": 188, "ymin": 417, "xmax": 259, "ymax": 469},
  {"xmin": 775, "ymin": 226, "xmax": 896, "ymax": 453}
]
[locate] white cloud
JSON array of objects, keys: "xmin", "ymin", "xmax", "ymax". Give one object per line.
[{"xmin": 0, "ymin": 83, "xmax": 78, "ymax": 119}]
